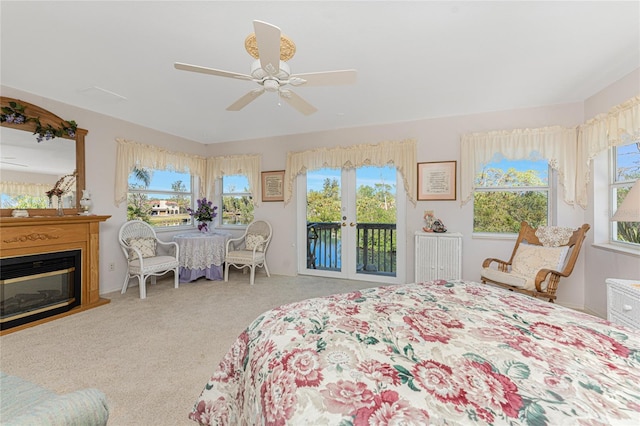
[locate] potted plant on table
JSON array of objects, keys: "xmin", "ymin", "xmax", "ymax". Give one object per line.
[{"xmin": 187, "ymin": 198, "xmax": 218, "ymax": 233}]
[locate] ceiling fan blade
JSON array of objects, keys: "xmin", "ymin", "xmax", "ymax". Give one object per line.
[
  {"xmin": 279, "ymin": 90, "xmax": 318, "ymax": 116},
  {"xmin": 226, "ymin": 88, "xmax": 266, "ymax": 111},
  {"xmin": 174, "ymin": 62, "xmax": 252, "ymax": 81},
  {"xmin": 0, "ymin": 160, "xmax": 27, "ymax": 167},
  {"xmin": 253, "ymin": 20, "xmax": 281, "ymax": 75},
  {"xmin": 289, "ymin": 70, "xmax": 357, "ymax": 87}
]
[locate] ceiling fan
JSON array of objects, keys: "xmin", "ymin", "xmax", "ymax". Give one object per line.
[{"xmin": 174, "ymin": 20, "xmax": 357, "ymax": 115}]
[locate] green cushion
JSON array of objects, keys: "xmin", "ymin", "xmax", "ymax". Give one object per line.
[{"xmin": 0, "ymin": 372, "xmax": 109, "ymax": 426}]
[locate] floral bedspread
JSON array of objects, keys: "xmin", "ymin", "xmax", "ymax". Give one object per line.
[{"xmin": 189, "ymin": 280, "xmax": 640, "ymax": 425}]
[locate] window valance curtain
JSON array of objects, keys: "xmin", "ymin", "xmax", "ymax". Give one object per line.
[
  {"xmin": 114, "ymin": 138, "xmax": 207, "ymax": 206},
  {"xmin": 206, "ymin": 154, "xmax": 262, "ymax": 206},
  {"xmin": 284, "ymin": 139, "xmax": 417, "ymax": 205},
  {"xmin": 576, "ymin": 95, "xmax": 640, "ymax": 208},
  {"xmin": 1, "ymin": 181, "xmax": 51, "ymax": 198},
  {"xmin": 460, "ymin": 126, "xmax": 578, "ymax": 206}
]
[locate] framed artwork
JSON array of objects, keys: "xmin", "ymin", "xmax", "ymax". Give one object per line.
[
  {"xmin": 417, "ymin": 161, "xmax": 456, "ymax": 201},
  {"xmin": 261, "ymin": 170, "xmax": 285, "ymax": 202}
]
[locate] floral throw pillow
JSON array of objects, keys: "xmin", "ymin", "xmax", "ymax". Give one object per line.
[
  {"xmin": 245, "ymin": 234, "xmax": 265, "ymax": 252},
  {"xmin": 511, "ymin": 244, "xmax": 569, "ymax": 290},
  {"xmin": 127, "ymin": 237, "xmax": 157, "ymax": 261}
]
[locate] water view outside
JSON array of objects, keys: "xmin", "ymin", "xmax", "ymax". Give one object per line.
[
  {"xmin": 306, "ymin": 166, "xmax": 397, "ymax": 276},
  {"xmin": 127, "ymin": 170, "xmax": 255, "ymax": 227},
  {"xmin": 127, "ymin": 169, "xmax": 192, "ymax": 227},
  {"xmin": 221, "ymin": 175, "xmax": 253, "ymax": 225}
]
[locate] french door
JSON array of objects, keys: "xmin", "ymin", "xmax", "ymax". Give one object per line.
[{"xmin": 296, "ymin": 165, "xmax": 405, "ymax": 284}]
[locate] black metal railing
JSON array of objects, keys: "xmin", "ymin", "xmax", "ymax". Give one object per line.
[
  {"xmin": 307, "ymin": 222, "xmax": 341, "ymax": 270},
  {"xmin": 307, "ymin": 222, "xmax": 396, "ymax": 276},
  {"xmin": 357, "ymin": 223, "xmax": 396, "ymax": 275}
]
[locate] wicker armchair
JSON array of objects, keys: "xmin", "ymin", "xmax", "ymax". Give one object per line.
[
  {"xmin": 118, "ymin": 220, "xmax": 179, "ymax": 299},
  {"xmin": 224, "ymin": 220, "xmax": 272, "ymax": 285}
]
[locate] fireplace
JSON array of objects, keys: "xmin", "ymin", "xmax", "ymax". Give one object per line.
[
  {"xmin": 0, "ymin": 250, "xmax": 81, "ymax": 331},
  {"xmin": 0, "ymin": 215, "xmax": 110, "ymax": 335}
]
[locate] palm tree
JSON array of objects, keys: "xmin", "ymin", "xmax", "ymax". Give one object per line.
[{"xmin": 131, "ymin": 167, "xmax": 151, "ymax": 187}]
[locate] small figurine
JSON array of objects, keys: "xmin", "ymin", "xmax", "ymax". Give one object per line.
[
  {"xmin": 423, "ymin": 210, "xmax": 436, "ymax": 232},
  {"xmin": 431, "ymin": 219, "xmax": 447, "ymax": 233}
]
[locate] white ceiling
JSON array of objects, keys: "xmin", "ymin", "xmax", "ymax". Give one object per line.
[{"xmin": 1, "ymin": 1, "xmax": 639, "ymax": 145}]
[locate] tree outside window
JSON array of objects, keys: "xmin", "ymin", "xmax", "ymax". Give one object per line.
[
  {"xmin": 221, "ymin": 175, "xmax": 254, "ymax": 225},
  {"xmin": 473, "ymin": 158, "xmax": 550, "ymax": 234},
  {"xmin": 612, "ymin": 142, "xmax": 640, "ymax": 245}
]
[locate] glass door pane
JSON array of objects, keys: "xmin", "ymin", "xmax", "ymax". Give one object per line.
[
  {"xmin": 305, "ymin": 168, "xmax": 342, "ymax": 273},
  {"xmin": 300, "ymin": 165, "xmax": 404, "ymax": 283},
  {"xmin": 355, "ymin": 165, "xmax": 397, "ymax": 277}
]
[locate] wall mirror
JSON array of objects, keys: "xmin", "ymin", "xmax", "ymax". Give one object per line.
[{"xmin": 0, "ymin": 96, "xmax": 86, "ymax": 216}]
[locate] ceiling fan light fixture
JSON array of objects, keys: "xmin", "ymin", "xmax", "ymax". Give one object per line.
[{"xmin": 263, "ymin": 79, "xmax": 280, "ymax": 92}]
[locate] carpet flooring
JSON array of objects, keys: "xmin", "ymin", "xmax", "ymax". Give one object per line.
[{"xmin": 0, "ymin": 270, "xmax": 380, "ymax": 425}]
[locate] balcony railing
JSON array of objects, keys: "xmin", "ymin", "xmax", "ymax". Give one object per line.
[{"xmin": 307, "ymin": 222, "xmax": 396, "ymax": 276}]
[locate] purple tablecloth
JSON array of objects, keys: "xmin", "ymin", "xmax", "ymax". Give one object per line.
[{"xmin": 178, "ymin": 265, "xmax": 224, "ymax": 283}]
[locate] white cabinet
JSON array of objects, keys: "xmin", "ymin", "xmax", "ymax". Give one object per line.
[
  {"xmin": 606, "ymin": 278, "xmax": 640, "ymax": 329},
  {"xmin": 415, "ymin": 232, "xmax": 462, "ymax": 282}
]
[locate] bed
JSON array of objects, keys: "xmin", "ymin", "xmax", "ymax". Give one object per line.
[{"xmin": 189, "ymin": 280, "xmax": 640, "ymax": 425}]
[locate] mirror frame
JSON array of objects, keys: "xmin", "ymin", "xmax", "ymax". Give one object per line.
[{"xmin": 1, "ymin": 96, "xmax": 86, "ymax": 217}]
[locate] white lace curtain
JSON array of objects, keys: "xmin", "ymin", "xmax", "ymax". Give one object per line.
[
  {"xmin": 1, "ymin": 181, "xmax": 51, "ymax": 198},
  {"xmin": 460, "ymin": 126, "xmax": 578, "ymax": 206},
  {"xmin": 284, "ymin": 139, "xmax": 417, "ymax": 205},
  {"xmin": 460, "ymin": 95, "xmax": 640, "ymax": 209},
  {"xmin": 114, "ymin": 138, "xmax": 262, "ymax": 207},
  {"xmin": 115, "ymin": 138, "xmax": 207, "ymax": 206},
  {"xmin": 576, "ymin": 95, "xmax": 640, "ymax": 208},
  {"xmin": 206, "ymin": 154, "xmax": 262, "ymax": 206}
]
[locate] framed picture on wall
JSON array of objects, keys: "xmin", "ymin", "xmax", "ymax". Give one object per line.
[
  {"xmin": 261, "ymin": 170, "xmax": 285, "ymax": 202},
  {"xmin": 417, "ymin": 161, "xmax": 456, "ymax": 201}
]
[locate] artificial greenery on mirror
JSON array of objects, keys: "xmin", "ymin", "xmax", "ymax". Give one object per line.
[{"xmin": 0, "ymin": 101, "xmax": 77, "ymax": 142}]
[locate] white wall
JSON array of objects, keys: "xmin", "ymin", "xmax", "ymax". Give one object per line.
[{"xmin": 3, "ymin": 68, "xmax": 638, "ymax": 308}]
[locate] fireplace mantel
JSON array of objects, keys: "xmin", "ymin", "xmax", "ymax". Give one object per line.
[{"xmin": 0, "ymin": 215, "xmax": 110, "ymax": 335}]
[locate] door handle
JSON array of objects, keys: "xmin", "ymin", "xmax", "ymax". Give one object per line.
[
  {"xmin": 350, "ymin": 222, "xmax": 356, "ymax": 227},
  {"xmin": 342, "ymin": 222, "xmax": 346, "ymax": 227}
]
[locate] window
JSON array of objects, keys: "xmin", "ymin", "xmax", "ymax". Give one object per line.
[
  {"xmin": 1, "ymin": 184, "xmax": 50, "ymax": 209},
  {"xmin": 611, "ymin": 142, "xmax": 640, "ymax": 246},
  {"xmin": 221, "ymin": 175, "xmax": 254, "ymax": 226},
  {"xmin": 473, "ymin": 157, "xmax": 551, "ymax": 234},
  {"xmin": 127, "ymin": 168, "xmax": 194, "ymax": 228}
]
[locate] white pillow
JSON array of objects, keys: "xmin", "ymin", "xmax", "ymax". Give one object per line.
[
  {"xmin": 511, "ymin": 244, "xmax": 569, "ymax": 290},
  {"xmin": 245, "ymin": 234, "xmax": 265, "ymax": 252},
  {"xmin": 127, "ymin": 237, "xmax": 157, "ymax": 260}
]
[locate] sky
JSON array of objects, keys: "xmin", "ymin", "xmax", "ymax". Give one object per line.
[{"xmin": 307, "ymin": 166, "xmax": 396, "ymax": 192}]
